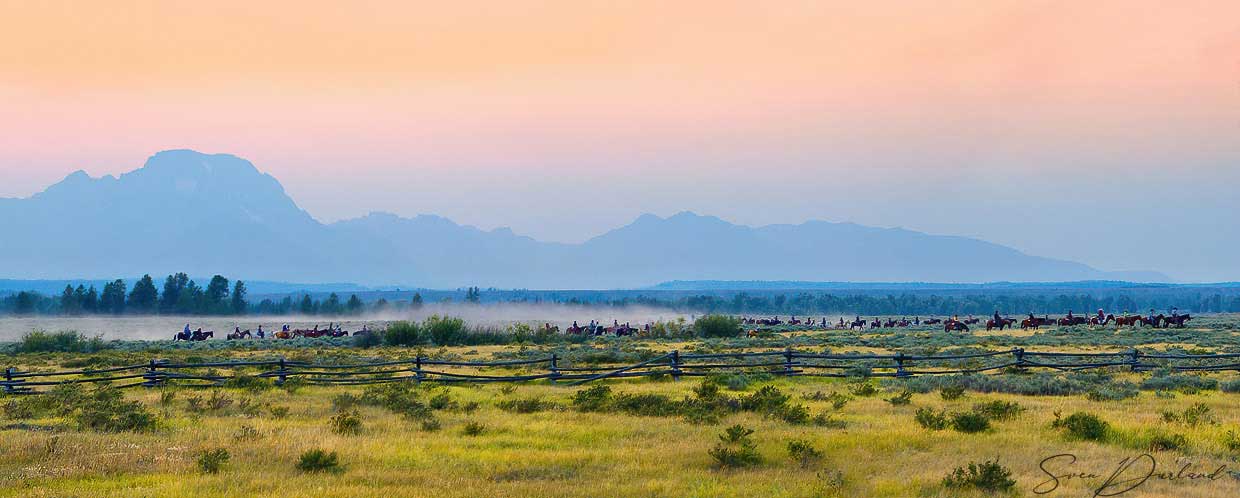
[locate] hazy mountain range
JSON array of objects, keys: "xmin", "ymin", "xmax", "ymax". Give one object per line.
[{"xmin": 0, "ymin": 150, "xmax": 1169, "ymax": 288}]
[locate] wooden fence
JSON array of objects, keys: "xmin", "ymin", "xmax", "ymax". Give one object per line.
[{"xmin": 4, "ymin": 348, "xmax": 1239, "ymax": 394}]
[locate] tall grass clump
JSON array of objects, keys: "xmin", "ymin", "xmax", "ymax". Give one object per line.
[
  {"xmin": 296, "ymin": 449, "xmax": 341, "ymax": 473},
  {"xmin": 709, "ymin": 425, "xmax": 762, "ymax": 468},
  {"xmin": 694, "ymin": 315, "xmax": 743, "ymax": 338},
  {"xmin": 383, "ymin": 321, "xmax": 424, "ymax": 346},
  {"xmin": 17, "ymin": 331, "xmax": 109, "ymax": 353},
  {"xmin": 942, "ymin": 459, "xmax": 1015, "ymax": 493},
  {"xmin": 1052, "ymin": 411, "xmax": 1109, "ymax": 442}
]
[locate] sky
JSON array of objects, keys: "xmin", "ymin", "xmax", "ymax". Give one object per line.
[{"xmin": 1, "ymin": 0, "xmax": 1239, "ymax": 281}]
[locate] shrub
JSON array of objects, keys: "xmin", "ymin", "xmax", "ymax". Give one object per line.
[
  {"xmin": 223, "ymin": 375, "xmax": 272, "ymax": 393},
  {"xmin": 939, "ymin": 386, "xmax": 965, "ymax": 401},
  {"xmin": 332, "ymin": 393, "xmax": 360, "ymax": 411},
  {"xmin": 787, "ymin": 439, "xmax": 824, "ymax": 468},
  {"xmin": 296, "ymin": 449, "xmax": 340, "ymax": 472},
  {"xmin": 424, "ymin": 315, "xmax": 468, "ymax": 346},
  {"xmin": 17, "ymin": 331, "xmax": 109, "ymax": 353},
  {"xmin": 352, "ymin": 330, "xmax": 383, "ymax": 348},
  {"xmin": 428, "ymin": 392, "xmax": 457, "ymax": 411},
  {"xmin": 915, "ymin": 408, "xmax": 948, "ymax": 430},
  {"xmin": 461, "ymin": 421, "xmax": 486, "ymax": 436},
  {"xmin": 269, "ymin": 406, "xmax": 290, "ymax": 419},
  {"xmin": 1140, "ymin": 374, "xmax": 1218, "ymax": 394},
  {"xmin": 73, "ymin": 387, "xmax": 157, "ymax": 432},
  {"xmin": 971, "ymin": 400, "xmax": 1024, "ymax": 421},
  {"xmin": 196, "ymin": 448, "xmax": 230, "ymax": 474},
  {"xmin": 1052, "ymin": 411, "xmax": 1109, "ymax": 442},
  {"xmin": 942, "ymin": 459, "xmax": 1016, "ymax": 493},
  {"xmin": 708, "ymin": 425, "xmax": 761, "ymax": 468},
  {"xmin": 884, "ymin": 391, "xmax": 913, "ymax": 406},
  {"xmin": 383, "ymin": 320, "xmax": 424, "ymax": 346},
  {"xmin": 1144, "ymin": 431, "xmax": 1188, "ymax": 452},
  {"xmin": 329, "ymin": 410, "xmax": 363, "ymax": 435},
  {"xmin": 420, "ymin": 417, "xmax": 442, "ymax": 432},
  {"xmin": 848, "ymin": 381, "xmax": 879, "ymax": 397},
  {"xmin": 496, "ymin": 397, "xmax": 559, "ymax": 413},
  {"xmin": 1221, "ymin": 379, "xmax": 1240, "ymax": 393},
  {"xmin": 694, "ymin": 315, "xmax": 743, "ymax": 338},
  {"xmin": 1087, "ymin": 384, "xmax": 1140, "ymax": 402},
  {"xmin": 812, "ymin": 413, "xmax": 847, "ymax": 429},
  {"xmin": 571, "ymin": 385, "xmax": 613, "ymax": 412},
  {"xmin": 950, "ymin": 412, "xmax": 991, "ymax": 433},
  {"xmin": 740, "ymin": 386, "xmax": 791, "ymax": 413},
  {"xmin": 1222, "ymin": 430, "xmax": 1240, "ymax": 454}
]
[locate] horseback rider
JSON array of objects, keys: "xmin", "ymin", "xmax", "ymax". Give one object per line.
[
  {"xmin": 256, "ymin": 325, "xmax": 264, "ymax": 338},
  {"xmin": 1148, "ymin": 308, "xmax": 1157, "ymax": 324},
  {"xmin": 1066, "ymin": 310, "xmax": 1074, "ymax": 320},
  {"xmin": 1169, "ymin": 307, "xmax": 1179, "ymax": 319},
  {"xmin": 1027, "ymin": 312, "xmax": 1035, "ymax": 322},
  {"xmin": 992, "ymin": 310, "xmax": 1001, "ymax": 324},
  {"xmin": 282, "ymin": 324, "xmax": 290, "ymax": 332},
  {"xmin": 1096, "ymin": 308, "xmax": 1106, "ymax": 322}
]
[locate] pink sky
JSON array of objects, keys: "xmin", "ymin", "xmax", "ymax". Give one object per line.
[{"xmin": 2, "ymin": 1, "xmax": 1239, "ymax": 280}]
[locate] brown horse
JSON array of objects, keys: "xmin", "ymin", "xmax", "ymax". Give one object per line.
[
  {"xmin": 944, "ymin": 321, "xmax": 969, "ymax": 332},
  {"xmin": 1114, "ymin": 315, "xmax": 1144, "ymax": 327},
  {"xmin": 986, "ymin": 318, "xmax": 1016, "ymax": 331},
  {"xmin": 1058, "ymin": 316, "xmax": 1088, "ymax": 326},
  {"xmin": 1089, "ymin": 314, "xmax": 1115, "ymax": 326},
  {"xmin": 1163, "ymin": 314, "xmax": 1192, "ymax": 328}
]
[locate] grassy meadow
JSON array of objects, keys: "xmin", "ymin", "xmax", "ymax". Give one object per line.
[{"xmin": 3, "ymin": 318, "xmax": 1240, "ymax": 497}]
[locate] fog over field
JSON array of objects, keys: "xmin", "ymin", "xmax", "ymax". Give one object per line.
[{"xmin": 0, "ymin": 303, "xmax": 694, "ymax": 341}]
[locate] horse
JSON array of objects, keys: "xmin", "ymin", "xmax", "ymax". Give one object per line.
[
  {"xmin": 1163, "ymin": 314, "xmax": 1192, "ymax": 328},
  {"xmin": 1089, "ymin": 314, "xmax": 1115, "ymax": 326},
  {"xmin": 944, "ymin": 321, "xmax": 969, "ymax": 333},
  {"xmin": 1058, "ymin": 316, "xmax": 1088, "ymax": 326},
  {"xmin": 226, "ymin": 330, "xmax": 252, "ymax": 340},
  {"xmin": 986, "ymin": 318, "xmax": 1016, "ymax": 331},
  {"xmin": 1114, "ymin": 315, "xmax": 1144, "ymax": 327},
  {"xmin": 869, "ymin": 319, "xmax": 881, "ymax": 329},
  {"xmin": 188, "ymin": 330, "xmax": 213, "ymax": 341},
  {"xmin": 848, "ymin": 318, "xmax": 867, "ymax": 330},
  {"xmin": 174, "ymin": 330, "xmax": 191, "ymax": 341},
  {"xmin": 923, "ymin": 318, "xmax": 942, "ymax": 325},
  {"xmin": 963, "ymin": 317, "xmax": 980, "ymax": 325}
]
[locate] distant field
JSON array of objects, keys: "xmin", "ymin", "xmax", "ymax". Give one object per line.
[{"xmin": 2, "ymin": 318, "xmax": 1239, "ymax": 497}]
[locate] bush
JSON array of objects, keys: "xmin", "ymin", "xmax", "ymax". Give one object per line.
[
  {"xmin": 1140, "ymin": 374, "xmax": 1218, "ymax": 394},
  {"xmin": 269, "ymin": 406, "xmax": 290, "ymax": 419},
  {"xmin": 461, "ymin": 421, "xmax": 486, "ymax": 436},
  {"xmin": 884, "ymin": 391, "xmax": 913, "ymax": 406},
  {"xmin": 740, "ymin": 386, "xmax": 791, "ymax": 413},
  {"xmin": 1052, "ymin": 411, "xmax": 1109, "ymax": 442},
  {"xmin": 196, "ymin": 448, "xmax": 230, "ymax": 474},
  {"xmin": 1221, "ymin": 379, "xmax": 1240, "ymax": 393},
  {"xmin": 383, "ymin": 321, "xmax": 424, "ymax": 346},
  {"xmin": 496, "ymin": 397, "xmax": 559, "ymax": 413},
  {"xmin": 971, "ymin": 400, "xmax": 1024, "ymax": 421},
  {"xmin": 939, "ymin": 386, "xmax": 965, "ymax": 401},
  {"xmin": 942, "ymin": 459, "xmax": 1016, "ymax": 493},
  {"xmin": 915, "ymin": 408, "xmax": 948, "ymax": 431},
  {"xmin": 708, "ymin": 425, "xmax": 761, "ymax": 468},
  {"xmin": 949, "ymin": 412, "xmax": 991, "ymax": 433},
  {"xmin": 329, "ymin": 410, "xmax": 363, "ymax": 435},
  {"xmin": 17, "ymin": 331, "xmax": 109, "ymax": 353},
  {"xmin": 694, "ymin": 315, "xmax": 743, "ymax": 338},
  {"xmin": 787, "ymin": 439, "xmax": 823, "ymax": 468},
  {"xmin": 353, "ymin": 330, "xmax": 383, "ymax": 348},
  {"xmin": 848, "ymin": 381, "xmax": 879, "ymax": 397},
  {"xmin": 1087, "ymin": 383, "xmax": 1140, "ymax": 402},
  {"xmin": 424, "ymin": 315, "xmax": 468, "ymax": 346},
  {"xmin": 420, "ymin": 417, "xmax": 442, "ymax": 432},
  {"xmin": 73, "ymin": 387, "xmax": 157, "ymax": 432},
  {"xmin": 812, "ymin": 412, "xmax": 847, "ymax": 429},
  {"xmin": 1144, "ymin": 431, "xmax": 1188, "ymax": 452},
  {"xmin": 296, "ymin": 449, "xmax": 340, "ymax": 472},
  {"xmin": 1222, "ymin": 430, "xmax": 1240, "ymax": 454},
  {"xmin": 1163, "ymin": 403, "xmax": 1216, "ymax": 427},
  {"xmin": 571, "ymin": 385, "xmax": 613, "ymax": 412}
]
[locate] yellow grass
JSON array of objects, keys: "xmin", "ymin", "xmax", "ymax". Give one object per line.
[{"xmin": 3, "ymin": 359, "xmax": 1239, "ymax": 498}]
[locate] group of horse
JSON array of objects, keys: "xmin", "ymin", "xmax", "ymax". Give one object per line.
[
  {"xmin": 175, "ymin": 325, "xmax": 373, "ymax": 341},
  {"xmin": 1017, "ymin": 313, "xmax": 1192, "ymax": 330},
  {"xmin": 742, "ymin": 312, "xmax": 1195, "ymax": 334},
  {"xmin": 560, "ymin": 321, "xmax": 643, "ymax": 336}
]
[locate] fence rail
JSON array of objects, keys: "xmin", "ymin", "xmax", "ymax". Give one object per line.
[{"xmin": 4, "ymin": 348, "xmax": 1239, "ymax": 394}]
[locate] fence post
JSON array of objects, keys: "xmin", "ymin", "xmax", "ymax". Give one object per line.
[
  {"xmin": 1013, "ymin": 347, "xmax": 1025, "ymax": 367},
  {"xmin": 143, "ymin": 359, "xmax": 162, "ymax": 388},
  {"xmin": 670, "ymin": 350, "xmax": 682, "ymax": 381},
  {"xmin": 3, "ymin": 367, "xmax": 12, "ymax": 394},
  {"xmin": 894, "ymin": 352, "xmax": 909, "ymax": 378},
  {"xmin": 549, "ymin": 354, "xmax": 560, "ymax": 381},
  {"xmin": 784, "ymin": 347, "xmax": 795, "ymax": 376},
  {"xmin": 276, "ymin": 357, "xmax": 287, "ymax": 386},
  {"xmin": 414, "ymin": 356, "xmax": 425, "ymax": 383},
  {"xmin": 1128, "ymin": 348, "xmax": 1141, "ymax": 372}
]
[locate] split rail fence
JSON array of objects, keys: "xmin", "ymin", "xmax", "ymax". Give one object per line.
[{"xmin": 5, "ymin": 348, "xmax": 1239, "ymax": 394}]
